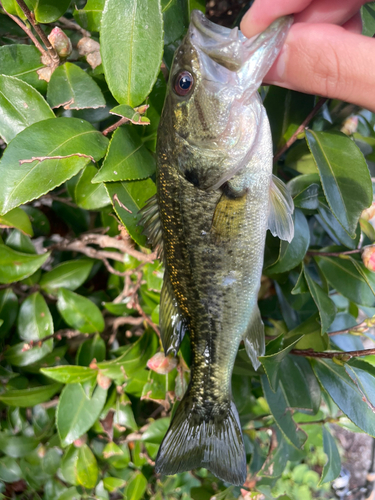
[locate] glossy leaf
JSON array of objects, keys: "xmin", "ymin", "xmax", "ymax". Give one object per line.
[
  {"xmin": 305, "ymin": 130, "xmax": 372, "ymax": 236},
  {"xmin": 21, "ymin": 205, "xmax": 50, "ymax": 236},
  {"xmin": 106, "ymin": 178, "xmax": 156, "ymax": 246},
  {"xmin": 0, "ymin": 45, "xmax": 46, "ymax": 93},
  {"xmin": 315, "ymin": 255, "xmax": 375, "ymax": 307},
  {"xmin": 74, "ymin": 0, "xmax": 105, "ymax": 32},
  {"xmin": 316, "ymin": 199, "xmax": 359, "ymax": 250},
  {"xmin": 40, "ymin": 259, "xmax": 94, "ymax": 294},
  {"xmin": 0, "ymin": 75, "xmax": 54, "ymax": 143},
  {"xmin": 75, "ymin": 165, "xmax": 110, "ymax": 210},
  {"xmin": 17, "ymin": 292, "xmax": 53, "ymax": 341},
  {"xmin": 57, "ymin": 288, "xmax": 105, "ymax": 333},
  {"xmin": 93, "ymin": 127, "xmax": 155, "ymax": 183},
  {"xmin": 0, "ymin": 245, "xmax": 50, "ymax": 284},
  {"xmin": 123, "ymin": 472, "xmax": 147, "ymax": 500},
  {"xmin": 76, "ymin": 444, "xmax": 98, "ymax": 489},
  {"xmin": 0, "ymin": 288, "xmax": 18, "ymax": 338},
  {"xmin": 0, "ymin": 434, "xmax": 39, "ymax": 458},
  {"xmin": 320, "ymin": 426, "xmax": 341, "ymax": 484},
  {"xmin": 41, "ymin": 366, "xmax": 97, "ymax": 384},
  {"xmin": 0, "ymin": 383, "xmax": 61, "ymax": 407},
  {"xmin": 0, "ymin": 457, "xmax": 23, "ymax": 483},
  {"xmin": 47, "ymin": 63, "xmax": 106, "ymax": 110},
  {"xmin": 312, "ymin": 359, "xmax": 375, "ymax": 436},
  {"xmin": 0, "ymin": 207, "xmax": 33, "ymax": 236},
  {"xmin": 0, "ymin": 117, "xmax": 108, "ymax": 214},
  {"xmin": 33, "ymin": 0, "xmax": 71, "ymax": 23},
  {"xmin": 76, "ymin": 334, "xmax": 106, "ymax": 366},
  {"xmin": 304, "ymin": 266, "xmax": 336, "ymax": 334},
  {"xmin": 101, "ymin": 0, "xmax": 163, "ymax": 106},
  {"xmin": 57, "ymin": 384, "xmax": 107, "ymax": 446},
  {"xmin": 162, "ymin": 0, "xmax": 189, "ymax": 68}
]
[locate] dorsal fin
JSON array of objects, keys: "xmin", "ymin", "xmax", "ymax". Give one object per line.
[
  {"xmin": 139, "ymin": 194, "xmax": 164, "ymax": 259},
  {"xmin": 160, "ymin": 272, "xmax": 187, "ymax": 356},
  {"xmin": 267, "ymin": 174, "xmax": 294, "ymax": 243}
]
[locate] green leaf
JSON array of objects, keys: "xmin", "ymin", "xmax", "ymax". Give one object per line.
[
  {"xmin": 40, "ymin": 259, "xmax": 94, "ymax": 294},
  {"xmin": 0, "ymin": 245, "xmax": 50, "ymax": 284},
  {"xmin": 261, "ymin": 374, "xmax": 307, "ymax": 449},
  {"xmin": 93, "ymin": 127, "xmax": 155, "ymax": 183},
  {"xmin": 0, "ymin": 45, "xmax": 46, "ymax": 93},
  {"xmin": 0, "ymin": 457, "xmax": 23, "ymax": 483},
  {"xmin": 288, "ymin": 173, "xmax": 321, "ymax": 211},
  {"xmin": 76, "ymin": 444, "xmax": 98, "ymax": 489},
  {"xmin": 162, "ymin": 0, "xmax": 189, "ymax": 68},
  {"xmin": 303, "ymin": 266, "xmax": 336, "ymax": 334},
  {"xmin": 73, "ymin": 0, "xmax": 105, "ymax": 32},
  {"xmin": 312, "ymin": 359, "xmax": 375, "ymax": 436},
  {"xmin": 101, "ymin": 0, "xmax": 163, "ymax": 106},
  {"xmin": 61, "ymin": 446, "xmax": 80, "ymax": 485},
  {"xmin": 0, "ymin": 117, "xmax": 108, "ymax": 214},
  {"xmin": 315, "ymin": 255, "xmax": 375, "ymax": 306},
  {"xmin": 114, "ymin": 395, "xmax": 138, "ymax": 431},
  {"xmin": 123, "ymin": 472, "xmax": 147, "ymax": 500},
  {"xmin": 110, "ymin": 104, "xmax": 150, "ymax": 125},
  {"xmin": 0, "ymin": 207, "xmax": 33, "ymax": 236},
  {"xmin": 32, "ymin": 0, "xmax": 71, "ymax": 22},
  {"xmin": 362, "ymin": 2, "xmax": 375, "ymax": 36},
  {"xmin": 57, "ymin": 384, "xmax": 107, "ymax": 446},
  {"xmin": 22, "ymin": 205, "xmax": 50, "ymax": 236},
  {"xmin": 0, "ymin": 288, "xmax": 18, "ymax": 338},
  {"xmin": 141, "ymin": 417, "xmax": 170, "ymax": 445},
  {"xmin": 18, "ymin": 291, "xmax": 53, "ymax": 341},
  {"xmin": 57, "ymin": 288, "xmax": 105, "ymax": 333},
  {"xmin": 106, "ymin": 178, "xmax": 156, "ymax": 246},
  {"xmin": 0, "ymin": 433, "xmax": 39, "ymax": 457},
  {"xmin": 316, "ymin": 199, "xmax": 359, "ymax": 249},
  {"xmin": 75, "ymin": 165, "xmax": 110, "ymax": 210},
  {"xmin": 320, "ymin": 425, "xmax": 341, "ymax": 484},
  {"xmin": 0, "ymin": 383, "xmax": 61, "ymax": 407},
  {"xmin": 0, "ymin": 75, "xmax": 54, "ymax": 143},
  {"xmin": 58, "ymin": 487, "xmax": 81, "ymax": 500},
  {"xmin": 266, "ymin": 210, "xmax": 310, "ymax": 274},
  {"xmin": 6, "ymin": 228, "xmax": 35, "ymax": 254},
  {"xmin": 47, "ymin": 63, "xmax": 106, "ymax": 110},
  {"xmin": 103, "ymin": 477, "xmax": 126, "ymax": 492},
  {"xmin": 76, "ymin": 334, "xmax": 106, "ymax": 366},
  {"xmin": 305, "ymin": 130, "xmax": 372, "ymax": 236},
  {"xmin": 41, "ymin": 366, "xmax": 97, "ymax": 384},
  {"xmin": 97, "ymin": 329, "xmax": 158, "ymax": 379}
]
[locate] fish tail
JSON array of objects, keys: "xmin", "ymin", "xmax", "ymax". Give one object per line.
[{"xmin": 155, "ymin": 393, "xmax": 247, "ymax": 486}]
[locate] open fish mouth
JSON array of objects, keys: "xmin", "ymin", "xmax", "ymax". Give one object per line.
[{"xmin": 189, "ymin": 10, "xmax": 293, "ymax": 89}]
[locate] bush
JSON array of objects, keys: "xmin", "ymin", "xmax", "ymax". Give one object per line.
[{"xmin": 1, "ymin": 1, "xmax": 375, "ymax": 499}]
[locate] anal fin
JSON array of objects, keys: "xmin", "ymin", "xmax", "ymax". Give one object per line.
[
  {"xmin": 268, "ymin": 174, "xmax": 294, "ymax": 243},
  {"xmin": 243, "ymin": 305, "xmax": 265, "ymax": 371},
  {"xmin": 160, "ymin": 272, "xmax": 187, "ymax": 355},
  {"xmin": 138, "ymin": 194, "xmax": 164, "ymax": 259}
]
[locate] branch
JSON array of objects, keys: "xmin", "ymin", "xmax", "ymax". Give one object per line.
[
  {"xmin": 273, "ymin": 97, "xmax": 328, "ymax": 163},
  {"xmin": 15, "ymin": 0, "xmax": 60, "ymax": 69},
  {"xmin": 57, "ymin": 16, "xmax": 90, "ymax": 37},
  {"xmin": 308, "ymin": 248, "xmax": 362, "ymax": 257},
  {"xmin": 1, "ymin": 5, "xmax": 46, "ymax": 56},
  {"xmin": 102, "ymin": 117, "xmax": 127, "ymax": 136},
  {"xmin": 291, "ymin": 347, "xmax": 375, "ymax": 360},
  {"xmin": 328, "ymin": 319, "xmax": 369, "ymax": 337}
]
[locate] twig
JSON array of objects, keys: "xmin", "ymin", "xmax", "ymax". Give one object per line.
[
  {"xmin": 1, "ymin": 6, "xmax": 45, "ymax": 55},
  {"xmin": 15, "ymin": 0, "xmax": 60, "ymax": 69},
  {"xmin": 273, "ymin": 97, "xmax": 328, "ymax": 163},
  {"xmin": 21, "ymin": 329, "xmax": 83, "ymax": 349},
  {"xmin": 19, "ymin": 153, "xmax": 95, "ymax": 165},
  {"xmin": 133, "ymin": 294, "xmax": 160, "ymax": 337},
  {"xmin": 113, "ymin": 193, "xmax": 132, "ymax": 213},
  {"xmin": 42, "ymin": 194, "xmax": 77, "ymax": 208},
  {"xmin": 57, "ymin": 16, "xmax": 90, "ymax": 37},
  {"xmin": 102, "ymin": 117, "xmax": 127, "ymax": 136},
  {"xmin": 328, "ymin": 320, "xmax": 368, "ymax": 337},
  {"xmin": 291, "ymin": 347, "xmax": 375, "ymax": 360},
  {"xmin": 307, "ymin": 248, "xmax": 362, "ymax": 257}
]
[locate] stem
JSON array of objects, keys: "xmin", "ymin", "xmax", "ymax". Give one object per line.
[
  {"xmin": 1, "ymin": 4, "xmax": 45, "ymax": 55},
  {"xmin": 15, "ymin": 0, "xmax": 60, "ymax": 69},
  {"xmin": 291, "ymin": 347, "xmax": 375, "ymax": 359},
  {"xmin": 57, "ymin": 16, "xmax": 90, "ymax": 37},
  {"xmin": 102, "ymin": 117, "xmax": 127, "ymax": 136},
  {"xmin": 328, "ymin": 320, "xmax": 368, "ymax": 337},
  {"xmin": 273, "ymin": 97, "xmax": 328, "ymax": 163},
  {"xmin": 307, "ymin": 248, "xmax": 362, "ymax": 257}
]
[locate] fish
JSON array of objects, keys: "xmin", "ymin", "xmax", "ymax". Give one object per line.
[{"xmin": 140, "ymin": 10, "xmax": 294, "ymax": 486}]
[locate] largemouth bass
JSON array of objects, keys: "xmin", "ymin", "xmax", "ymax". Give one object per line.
[{"xmin": 141, "ymin": 11, "xmax": 294, "ymax": 486}]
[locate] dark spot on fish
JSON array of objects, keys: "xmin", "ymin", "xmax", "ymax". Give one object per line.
[{"xmin": 184, "ymin": 168, "xmax": 200, "ymax": 187}]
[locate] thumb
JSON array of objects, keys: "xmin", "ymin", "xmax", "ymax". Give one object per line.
[{"xmin": 264, "ymin": 22, "xmax": 375, "ymax": 112}]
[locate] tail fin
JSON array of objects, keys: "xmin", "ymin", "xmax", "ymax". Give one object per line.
[{"xmin": 155, "ymin": 395, "xmax": 246, "ymax": 486}]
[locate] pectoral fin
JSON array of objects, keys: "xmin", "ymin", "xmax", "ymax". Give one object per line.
[
  {"xmin": 211, "ymin": 190, "xmax": 247, "ymax": 241},
  {"xmin": 243, "ymin": 306, "xmax": 265, "ymax": 371},
  {"xmin": 160, "ymin": 272, "xmax": 187, "ymax": 356},
  {"xmin": 138, "ymin": 194, "xmax": 163, "ymax": 259},
  {"xmin": 267, "ymin": 175, "xmax": 294, "ymax": 243}
]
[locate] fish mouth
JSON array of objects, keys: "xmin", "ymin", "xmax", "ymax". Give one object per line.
[{"xmin": 189, "ymin": 10, "xmax": 293, "ymax": 74}]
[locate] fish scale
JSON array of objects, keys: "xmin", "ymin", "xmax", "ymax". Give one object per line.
[{"xmin": 140, "ymin": 10, "xmax": 294, "ymax": 486}]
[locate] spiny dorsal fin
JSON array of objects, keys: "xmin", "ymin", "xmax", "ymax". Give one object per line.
[
  {"xmin": 160, "ymin": 272, "xmax": 187, "ymax": 356},
  {"xmin": 139, "ymin": 194, "xmax": 164, "ymax": 259},
  {"xmin": 267, "ymin": 174, "xmax": 294, "ymax": 243},
  {"xmin": 243, "ymin": 305, "xmax": 265, "ymax": 371}
]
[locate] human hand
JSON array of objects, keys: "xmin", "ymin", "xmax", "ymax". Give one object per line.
[{"xmin": 240, "ymin": 0, "xmax": 375, "ymax": 112}]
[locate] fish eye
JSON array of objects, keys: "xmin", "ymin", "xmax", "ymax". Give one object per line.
[{"xmin": 174, "ymin": 71, "xmax": 194, "ymax": 96}]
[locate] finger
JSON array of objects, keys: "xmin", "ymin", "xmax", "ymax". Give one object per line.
[
  {"xmin": 342, "ymin": 11, "xmax": 363, "ymax": 34},
  {"xmin": 294, "ymin": 0, "xmax": 367, "ymax": 25},
  {"xmin": 264, "ymin": 23, "xmax": 375, "ymax": 112},
  {"xmin": 240, "ymin": 0, "xmax": 313, "ymax": 37}
]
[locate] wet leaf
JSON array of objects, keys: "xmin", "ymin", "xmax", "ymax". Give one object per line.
[
  {"xmin": 93, "ymin": 126, "xmax": 155, "ymax": 183},
  {"xmin": 101, "ymin": 0, "xmax": 163, "ymax": 106},
  {"xmin": 40, "ymin": 259, "xmax": 94, "ymax": 294},
  {"xmin": 0, "ymin": 117, "xmax": 108, "ymax": 214},
  {"xmin": 0, "ymin": 75, "xmax": 54, "ymax": 143},
  {"xmin": 47, "ymin": 63, "xmax": 106, "ymax": 110},
  {"xmin": 0, "ymin": 245, "xmax": 50, "ymax": 284},
  {"xmin": 57, "ymin": 288, "xmax": 105, "ymax": 333},
  {"xmin": 305, "ymin": 130, "xmax": 372, "ymax": 236},
  {"xmin": 57, "ymin": 384, "xmax": 107, "ymax": 446}
]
